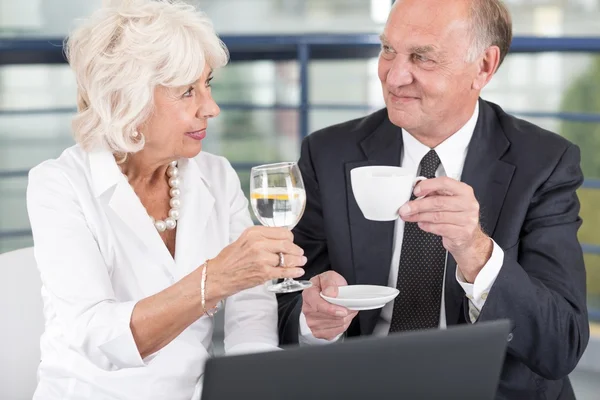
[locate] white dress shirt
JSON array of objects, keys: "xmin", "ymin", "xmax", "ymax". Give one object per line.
[
  {"xmin": 300, "ymin": 103, "xmax": 505, "ymax": 343},
  {"xmin": 26, "ymin": 146, "xmax": 279, "ymax": 400}
]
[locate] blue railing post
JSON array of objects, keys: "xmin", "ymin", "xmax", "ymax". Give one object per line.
[{"xmin": 297, "ymin": 41, "xmax": 310, "ymax": 139}]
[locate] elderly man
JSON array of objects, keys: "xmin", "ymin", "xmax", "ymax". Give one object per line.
[{"xmin": 277, "ymin": 0, "xmax": 589, "ymax": 399}]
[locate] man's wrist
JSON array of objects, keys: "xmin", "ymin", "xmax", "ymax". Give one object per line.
[{"xmin": 456, "ymin": 234, "xmax": 493, "ymax": 283}]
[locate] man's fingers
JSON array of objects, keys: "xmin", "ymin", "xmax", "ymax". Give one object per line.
[
  {"xmin": 302, "ymin": 285, "xmax": 323, "ymax": 305},
  {"xmin": 401, "ymin": 211, "xmax": 475, "ymax": 226},
  {"xmin": 321, "ymin": 285, "xmax": 338, "ymax": 298},
  {"xmin": 303, "ymin": 291, "xmax": 351, "ymax": 317},
  {"xmin": 413, "ymin": 176, "xmax": 469, "ymax": 198},
  {"xmin": 417, "ymin": 222, "xmax": 460, "ymax": 238},
  {"xmin": 309, "ymin": 275, "xmax": 321, "ymax": 286},
  {"xmin": 315, "ymin": 300, "xmax": 352, "ymax": 317},
  {"xmin": 400, "ymin": 195, "xmax": 469, "ymax": 217},
  {"xmin": 318, "ymin": 270, "xmax": 349, "ymax": 289}
]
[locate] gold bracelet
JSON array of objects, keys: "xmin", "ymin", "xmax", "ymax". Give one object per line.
[{"xmin": 201, "ymin": 260, "xmax": 220, "ymax": 317}]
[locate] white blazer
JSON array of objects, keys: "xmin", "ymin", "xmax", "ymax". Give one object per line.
[{"xmin": 26, "ymin": 146, "xmax": 279, "ymax": 400}]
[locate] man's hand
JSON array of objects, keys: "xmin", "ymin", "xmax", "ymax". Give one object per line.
[
  {"xmin": 399, "ymin": 177, "xmax": 493, "ymax": 282},
  {"xmin": 301, "ymin": 271, "xmax": 358, "ymax": 340}
]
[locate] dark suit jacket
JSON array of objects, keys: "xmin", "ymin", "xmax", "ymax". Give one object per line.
[{"xmin": 278, "ymin": 99, "xmax": 589, "ymax": 399}]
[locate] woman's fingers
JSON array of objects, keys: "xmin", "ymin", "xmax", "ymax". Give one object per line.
[
  {"xmin": 278, "ymin": 254, "xmax": 307, "ymax": 268},
  {"xmin": 263, "ymin": 238, "xmax": 304, "ymax": 256},
  {"xmin": 270, "ymin": 266, "xmax": 306, "ymax": 280},
  {"xmin": 245, "ymin": 225, "xmax": 293, "ymax": 241}
]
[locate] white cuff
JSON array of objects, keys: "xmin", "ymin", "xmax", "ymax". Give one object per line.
[
  {"xmin": 97, "ymin": 301, "xmax": 154, "ymax": 368},
  {"xmin": 226, "ymin": 342, "xmax": 281, "ymax": 356},
  {"xmin": 456, "ymin": 239, "xmax": 504, "ymax": 312},
  {"xmin": 298, "ymin": 311, "xmax": 343, "ymax": 345}
]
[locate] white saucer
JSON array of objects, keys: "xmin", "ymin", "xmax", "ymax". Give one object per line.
[{"xmin": 320, "ymin": 285, "xmax": 400, "ymax": 311}]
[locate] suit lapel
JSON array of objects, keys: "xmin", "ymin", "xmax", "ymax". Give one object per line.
[
  {"xmin": 344, "ymin": 101, "xmax": 516, "ymax": 330},
  {"xmin": 345, "ymin": 160, "xmax": 396, "ymax": 287},
  {"xmin": 345, "ymin": 117, "xmax": 403, "ymax": 334},
  {"xmin": 444, "ymin": 99, "xmax": 515, "ymax": 325}
]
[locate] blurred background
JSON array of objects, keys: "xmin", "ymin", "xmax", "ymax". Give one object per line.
[{"xmin": 1, "ymin": 0, "xmax": 599, "ymax": 398}]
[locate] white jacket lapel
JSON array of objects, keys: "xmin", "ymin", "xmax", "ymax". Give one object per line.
[
  {"xmin": 174, "ymin": 158, "xmax": 215, "ymax": 279},
  {"xmin": 88, "ymin": 150, "xmax": 176, "ymax": 294}
]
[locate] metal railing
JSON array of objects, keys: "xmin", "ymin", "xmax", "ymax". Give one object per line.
[{"xmin": 1, "ymin": 34, "xmax": 600, "ymax": 321}]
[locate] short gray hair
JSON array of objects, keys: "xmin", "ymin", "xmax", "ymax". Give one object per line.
[
  {"xmin": 65, "ymin": 0, "xmax": 229, "ymax": 154},
  {"xmin": 467, "ymin": 0, "xmax": 513, "ymax": 68}
]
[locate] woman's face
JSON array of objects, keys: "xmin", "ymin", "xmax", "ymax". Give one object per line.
[{"xmin": 138, "ymin": 63, "xmax": 220, "ymax": 162}]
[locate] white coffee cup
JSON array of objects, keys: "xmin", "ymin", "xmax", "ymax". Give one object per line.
[{"xmin": 350, "ymin": 166, "xmax": 426, "ymax": 221}]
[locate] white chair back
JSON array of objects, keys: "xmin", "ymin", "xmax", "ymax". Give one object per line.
[{"xmin": 0, "ymin": 247, "xmax": 44, "ymax": 399}]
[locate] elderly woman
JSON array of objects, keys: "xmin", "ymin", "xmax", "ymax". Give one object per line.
[{"xmin": 25, "ymin": 1, "xmax": 306, "ymax": 399}]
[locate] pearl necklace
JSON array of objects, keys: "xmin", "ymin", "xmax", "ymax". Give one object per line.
[{"xmin": 122, "ymin": 160, "xmax": 182, "ymax": 232}]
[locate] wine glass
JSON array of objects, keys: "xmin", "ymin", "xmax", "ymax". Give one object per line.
[{"xmin": 250, "ymin": 162, "xmax": 312, "ymax": 293}]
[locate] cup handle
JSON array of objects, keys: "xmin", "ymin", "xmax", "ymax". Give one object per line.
[{"xmin": 413, "ymin": 176, "xmax": 427, "ymax": 200}]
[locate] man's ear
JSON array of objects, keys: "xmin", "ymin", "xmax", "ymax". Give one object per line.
[{"xmin": 472, "ymin": 46, "xmax": 501, "ymax": 91}]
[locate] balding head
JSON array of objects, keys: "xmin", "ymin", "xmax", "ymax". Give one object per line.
[
  {"xmin": 391, "ymin": 0, "xmax": 512, "ymax": 68},
  {"xmin": 379, "ymin": 0, "xmax": 511, "ymax": 144}
]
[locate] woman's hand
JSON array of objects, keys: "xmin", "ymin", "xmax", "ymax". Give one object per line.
[{"xmin": 206, "ymin": 226, "xmax": 307, "ymax": 301}]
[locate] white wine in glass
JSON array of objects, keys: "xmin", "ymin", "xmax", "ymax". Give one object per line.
[{"xmin": 250, "ymin": 162, "xmax": 312, "ymax": 293}]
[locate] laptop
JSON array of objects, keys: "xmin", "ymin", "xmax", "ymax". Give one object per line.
[{"xmin": 201, "ymin": 320, "xmax": 511, "ymax": 400}]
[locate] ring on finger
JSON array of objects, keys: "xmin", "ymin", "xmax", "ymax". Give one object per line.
[{"xmin": 278, "ymin": 252, "xmax": 285, "ymax": 267}]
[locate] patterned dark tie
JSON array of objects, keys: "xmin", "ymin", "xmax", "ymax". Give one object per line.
[{"xmin": 389, "ymin": 150, "xmax": 446, "ymax": 332}]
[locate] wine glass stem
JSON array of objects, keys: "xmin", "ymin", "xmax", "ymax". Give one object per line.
[{"xmin": 281, "ymin": 278, "xmax": 294, "ymax": 286}]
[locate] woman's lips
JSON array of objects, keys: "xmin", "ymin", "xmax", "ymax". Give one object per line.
[{"xmin": 185, "ymin": 130, "xmax": 206, "ymax": 140}]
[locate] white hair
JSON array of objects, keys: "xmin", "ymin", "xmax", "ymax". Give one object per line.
[
  {"xmin": 65, "ymin": 0, "xmax": 229, "ymax": 153},
  {"xmin": 466, "ymin": 0, "xmax": 512, "ymax": 67}
]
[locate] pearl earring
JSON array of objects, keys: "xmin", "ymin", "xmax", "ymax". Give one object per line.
[{"xmin": 132, "ymin": 130, "xmax": 139, "ymax": 138}]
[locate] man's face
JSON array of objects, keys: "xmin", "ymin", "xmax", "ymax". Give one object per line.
[{"xmin": 378, "ymin": 0, "xmax": 481, "ymax": 136}]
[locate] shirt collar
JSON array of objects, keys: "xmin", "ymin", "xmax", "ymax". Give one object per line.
[
  {"xmin": 88, "ymin": 149, "xmax": 211, "ymax": 198},
  {"xmin": 401, "ymin": 102, "xmax": 479, "ymax": 179}
]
